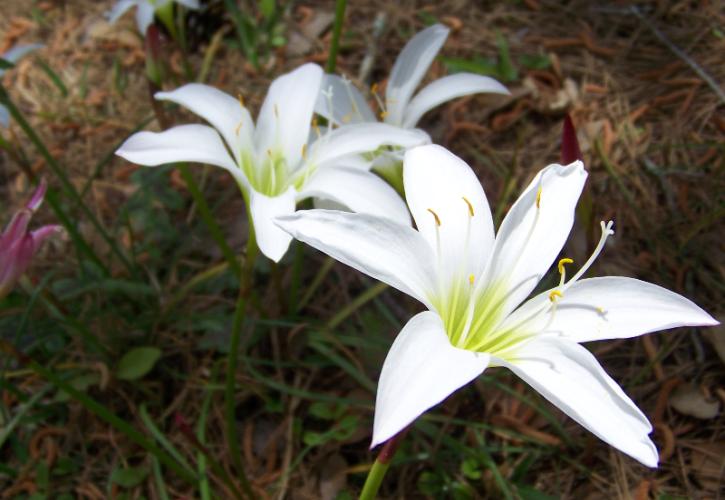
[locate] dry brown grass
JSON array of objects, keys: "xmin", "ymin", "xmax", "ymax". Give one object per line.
[{"xmin": 1, "ymin": 0, "xmax": 723, "ymax": 498}]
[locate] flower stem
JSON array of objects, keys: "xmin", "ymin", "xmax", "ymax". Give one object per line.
[
  {"xmin": 359, "ymin": 429, "xmax": 407, "ymax": 500},
  {"xmin": 326, "ymin": 0, "xmax": 347, "ymax": 73},
  {"xmin": 224, "ymin": 208, "xmax": 258, "ymax": 499},
  {"xmin": 177, "ymin": 164, "xmax": 243, "ymax": 279}
]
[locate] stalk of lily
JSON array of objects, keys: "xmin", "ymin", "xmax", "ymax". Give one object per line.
[
  {"xmin": 107, "ymin": 0, "xmax": 200, "ymax": 36},
  {"xmin": 276, "ymin": 144, "xmax": 717, "ymax": 486},
  {"xmin": 116, "ymin": 63, "xmax": 429, "ymax": 262},
  {"xmin": 1, "ymin": 179, "xmax": 61, "ymax": 300},
  {"xmin": 314, "ymin": 23, "xmax": 509, "ymax": 191}
]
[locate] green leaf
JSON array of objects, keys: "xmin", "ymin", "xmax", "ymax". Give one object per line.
[
  {"xmin": 309, "ymin": 401, "xmax": 341, "ymax": 420},
  {"xmin": 461, "ymin": 457, "xmax": 481, "ymax": 480},
  {"xmin": 442, "ymin": 56, "xmax": 499, "ymax": 77},
  {"xmin": 54, "ymin": 373, "xmax": 100, "ymax": 402},
  {"xmin": 496, "ymin": 33, "xmax": 518, "ymax": 82},
  {"xmin": 0, "ymin": 58, "xmax": 13, "ymax": 70},
  {"xmin": 302, "ymin": 431, "xmax": 326, "ymax": 447},
  {"xmin": 115, "ymin": 347, "xmax": 162, "ymax": 381},
  {"xmin": 518, "ymin": 53, "xmax": 551, "ymax": 70},
  {"xmin": 111, "ymin": 465, "xmax": 149, "ymax": 488},
  {"xmin": 515, "ymin": 485, "xmax": 557, "ymax": 500},
  {"xmin": 260, "ymin": 0, "xmax": 276, "ymax": 19}
]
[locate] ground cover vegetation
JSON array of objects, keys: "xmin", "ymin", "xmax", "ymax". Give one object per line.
[{"xmin": 0, "ymin": 0, "xmax": 723, "ymax": 498}]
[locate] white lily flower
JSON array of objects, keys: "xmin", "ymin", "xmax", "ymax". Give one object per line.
[
  {"xmin": 107, "ymin": 0, "xmax": 200, "ymax": 34},
  {"xmin": 0, "ymin": 43, "xmax": 44, "ymax": 127},
  {"xmin": 276, "ymin": 144, "xmax": 717, "ymax": 467},
  {"xmin": 116, "ymin": 63, "xmax": 428, "ymax": 261},
  {"xmin": 315, "ymin": 24, "xmax": 509, "ymax": 129}
]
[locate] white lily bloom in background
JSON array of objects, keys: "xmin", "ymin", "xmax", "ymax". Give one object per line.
[
  {"xmin": 276, "ymin": 144, "xmax": 717, "ymax": 467},
  {"xmin": 107, "ymin": 0, "xmax": 200, "ymax": 34},
  {"xmin": 0, "ymin": 43, "xmax": 44, "ymax": 127},
  {"xmin": 116, "ymin": 63, "xmax": 428, "ymax": 261},
  {"xmin": 315, "ymin": 23, "xmax": 509, "ymax": 129}
]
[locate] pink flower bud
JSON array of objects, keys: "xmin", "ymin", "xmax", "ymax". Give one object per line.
[{"xmin": 0, "ymin": 180, "xmax": 61, "ymax": 299}]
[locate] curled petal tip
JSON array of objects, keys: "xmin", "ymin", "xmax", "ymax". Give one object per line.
[{"xmin": 26, "ymin": 179, "xmax": 48, "ymax": 211}]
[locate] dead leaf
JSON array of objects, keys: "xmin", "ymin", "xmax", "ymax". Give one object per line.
[
  {"xmin": 688, "ymin": 441, "xmax": 725, "ymax": 492},
  {"xmin": 670, "ymin": 383, "xmax": 720, "ymax": 419},
  {"xmin": 84, "ymin": 19, "xmax": 141, "ymax": 48}
]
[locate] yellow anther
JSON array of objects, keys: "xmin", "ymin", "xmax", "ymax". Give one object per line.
[
  {"xmin": 237, "ymin": 94, "xmax": 245, "ymax": 108},
  {"xmin": 371, "ymin": 82, "xmax": 379, "ymax": 95},
  {"xmin": 468, "ymin": 274, "xmax": 475, "ymax": 285},
  {"xmin": 558, "ymin": 258, "xmax": 574, "ymax": 275},
  {"xmin": 548, "ymin": 290, "xmax": 563, "ymax": 302},
  {"xmin": 312, "ymin": 117, "xmax": 321, "ymax": 136},
  {"xmin": 596, "ymin": 306, "xmax": 606, "ymax": 314},
  {"xmin": 266, "ymin": 149, "xmax": 273, "ymax": 157},
  {"xmin": 342, "ymin": 113, "xmax": 352, "ymax": 123},
  {"xmin": 379, "ymin": 110, "xmax": 388, "ymax": 119},
  {"xmin": 536, "ymin": 186, "xmax": 542, "ymax": 209},
  {"xmin": 462, "ymin": 196, "xmax": 475, "ymax": 217},
  {"xmin": 235, "ymin": 120, "xmax": 243, "ymax": 136},
  {"xmin": 427, "ymin": 208, "xmax": 441, "ymax": 226},
  {"xmin": 301, "ymin": 144, "xmax": 307, "ymax": 159}
]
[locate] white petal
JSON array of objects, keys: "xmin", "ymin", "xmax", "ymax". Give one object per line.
[
  {"xmin": 116, "ymin": 124, "xmax": 247, "ymax": 187},
  {"xmin": 1, "ymin": 43, "xmax": 44, "ymax": 65},
  {"xmin": 404, "ymin": 144, "xmax": 495, "ymax": 282},
  {"xmin": 297, "ymin": 166, "xmax": 411, "ymax": 226},
  {"xmin": 255, "ymin": 64, "xmax": 322, "ymax": 167},
  {"xmin": 386, "ymin": 24, "xmax": 449, "ymax": 126},
  {"xmin": 107, "ymin": 0, "xmax": 136, "ymax": 24},
  {"xmin": 275, "ymin": 209, "xmax": 437, "ymax": 307},
  {"xmin": 507, "ymin": 277, "xmax": 718, "ymax": 343},
  {"xmin": 135, "ymin": 2, "xmax": 155, "ymax": 34},
  {"xmin": 498, "ymin": 337, "xmax": 658, "ymax": 467},
  {"xmin": 402, "ymin": 73, "xmax": 509, "ymax": 128},
  {"xmin": 484, "ymin": 161, "xmax": 587, "ymax": 319},
  {"xmin": 0, "ymin": 105, "xmax": 9, "ymax": 127},
  {"xmin": 250, "ymin": 187, "xmax": 297, "ymax": 262},
  {"xmin": 310, "ymin": 123, "xmax": 429, "ymax": 168},
  {"xmin": 175, "ymin": 0, "xmax": 200, "ymax": 8},
  {"xmin": 155, "ymin": 83, "xmax": 254, "ymax": 164},
  {"xmin": 315, "ymin": 74, "xmax": 375, "ymax": 126},
  {"xmin": 372, "ymin": 311, "xmax": 490, "ymax": 447}
]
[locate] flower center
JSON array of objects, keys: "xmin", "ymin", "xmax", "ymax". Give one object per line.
[
  {"xmin": 464, "ymin": 221, "xmax": 615, "ymax": 357},
  {"xmin": 427, "ymin": 183, "xmax": 615, "ymax": 360}
]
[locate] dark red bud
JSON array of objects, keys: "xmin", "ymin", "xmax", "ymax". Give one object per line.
[{"xmin": 561, "ymin": 114, "xmax": 583, "ymax": 164}]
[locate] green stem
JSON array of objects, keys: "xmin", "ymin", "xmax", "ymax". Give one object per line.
[
  {"xmin": 224, "ymin": 0, "xmax": 258, "ymax": 69},
  {"xmin": 326, "ymin": 0, "xmax": 348, "ymax": 73},
  {"xmin": 296, "ymin": 256, "xmax": 334, "ymax": 312},
  {"xmin": 326, "ymin": 282, "xmax": 387, "ymax": 330},
  {"xmin": 155, "ymin": 2, "xmax": 178, "ymax": 42},
  {"xmin": 178, "ymin": 164, "xmax": 243, "ymax": 278},
  {"xmin": 0, "ymin": 84, "xmax": 135, "ymax": 277},
  {"xmin": 224, "ymin": 203, "xmax": 258, "ymax": 498},
  {"xmin": 359, "ymin": 430, "xmax": 406, "ymax": 500}
]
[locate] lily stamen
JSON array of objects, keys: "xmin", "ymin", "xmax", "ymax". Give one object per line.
[
  {"xmin": 427, "ymin": 208, "xmax": 441, "ymax": 227},
  {"xmin": 462, "ymin": 196, "xmax": 475, "ymax": 217},
  {"xmin": 561, "ymin": 221, "xmax": 614, "ymax": 292},
  {"xmin": 558, "ymin": 258, "xmax": 574, "ymax": 286}
]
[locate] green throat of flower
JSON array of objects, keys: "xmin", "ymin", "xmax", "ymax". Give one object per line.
[{"xmin": 426, "ymin": 185, "xmax": 615, "ymax": 361}]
